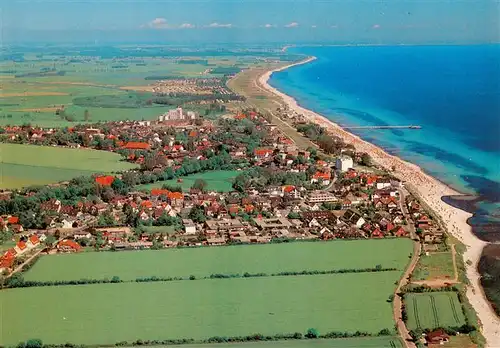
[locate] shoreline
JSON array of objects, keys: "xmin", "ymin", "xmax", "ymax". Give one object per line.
[{"xmin": 257, "ymin": 57, "xmax": 500, "ymax": 346}]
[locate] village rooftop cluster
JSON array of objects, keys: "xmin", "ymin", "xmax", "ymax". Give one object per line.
[{"xmin": 0, "ymin": 109, "xmax": 444, "ymax": 274}]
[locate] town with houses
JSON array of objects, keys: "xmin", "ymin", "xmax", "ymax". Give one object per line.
[{"xmin": 0, "ymin": 106, "xmax": 445, "ymax": 275}]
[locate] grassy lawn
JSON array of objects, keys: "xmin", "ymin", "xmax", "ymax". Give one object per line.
[
  {"xmin": 0, "ymin": 273, "xmax": 400, "ymax": 345},
  {"xmin": 405, "ymin": 292, "xmax": 466, "ymax": 330},
  {"xmin": 24, "ymin": 238, "xmax": 413, "ymax": 282},
  {"xmin": 152, "ymin": 337, "xmax": 404, "ymax": 347},
  {"xmin": 136, "ymin": 170, "xmax": 241, "ymax": 193},
  {"xmin": 0, "ymin": 143, "xmax": 137, "ymax": 189},
  {"xmin": 412, "ymin": 252, "xmax": 455, "ymax": 281}
]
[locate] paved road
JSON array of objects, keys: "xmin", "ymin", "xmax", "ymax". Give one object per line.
[
  {"xmin": 393, "ymin": 241, "xmax": 421, "ymax": 348},
  {"xmin": 399, "ymin": 186, "xmax": 417, "ymax": 240}
]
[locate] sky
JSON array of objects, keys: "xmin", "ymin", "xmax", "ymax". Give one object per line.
[{"xmin": 1, "ymin": 0, "xmax": 499, "ymax": 44}]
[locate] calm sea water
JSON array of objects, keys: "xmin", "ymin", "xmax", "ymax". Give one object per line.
[{"xmin": 270, "ymin": 45, "xmax": 500, "ymax": 241}]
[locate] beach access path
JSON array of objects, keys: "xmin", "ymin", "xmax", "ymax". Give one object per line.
[{"xmin": 245, "ymin": 57, "xmax": 500, "ymax": 347}]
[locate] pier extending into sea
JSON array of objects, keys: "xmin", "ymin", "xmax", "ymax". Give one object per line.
[{"xmin": 343, "ymin": 125, "xmax": 422, "ymax": 130}]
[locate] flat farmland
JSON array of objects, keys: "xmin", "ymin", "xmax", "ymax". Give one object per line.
[
  {"xmin": 0, "ymin": 55, "xmax": 248, "ymax": 127},
  {"xmin": 153, "ymin": 337, "xmax": 404, "ymax": 347},
  {"xmin": 405, "ymin": 292, "xmax": 466, "ymax": 330},
  {"xmin": 0, "ymin": 143, "xmax": 137, "ymax": 189},
  {"xmin": 24, "ymin": 238, "xmax": 413, "ymax": 282},
  {"xmin": 136, "ymin": 170, "xmax": 241, "ymax": 193},
  {"xmin": 0, "ymin": 273, "xmax": 400, "ymax": 345}
]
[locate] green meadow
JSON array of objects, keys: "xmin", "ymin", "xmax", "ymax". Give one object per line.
[
  {"xmin": 405, "ymin": 292, "xmax": 466, "ymax": 330},
  {"xmin": 1, "ymin": 273, "xmax": 400, "ymax": 345},
  {"xmin": 153, "ymin": 337, "xmax": 404, "ymax": 348},
  {"xmin": 0, "ymin": 143, "xmax": 137, "ymax": 189},
  {"xmin": 24, "ymin": 238, "xmax": 414, "ymax": 282},
  {"xmin": 136, "ymin": 170, "xmax": 241, "ymax": 193},
  {"xmin": 412, "ymin": 252, "xmax": 455, "ymax": 281}
]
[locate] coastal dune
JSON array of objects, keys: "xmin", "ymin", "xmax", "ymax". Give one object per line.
[{"xmin": 258, "ymin": 57, "xmax": 500, "ymax": 347}]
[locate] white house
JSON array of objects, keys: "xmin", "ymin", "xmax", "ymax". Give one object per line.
[
  {"xmin": 376, "ymin": 179, "xmax": 392, "ymax": 190},
  {"xmin": 182, "ymin": 219, "xmax": 197, "ymax": 235},
  {"xmin": 336, "ymin": 156, "xmax": 354, "ymax": 172}
]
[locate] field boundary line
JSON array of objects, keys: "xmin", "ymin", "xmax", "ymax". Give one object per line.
[
  {"xmin": 412, "ymin": 297, "xmax": 422, "ymax": 329},
  {"xmin": 448, "ymin": 293, "xmax": 461, "ymax": 324},
  {"xmin": 429, "ymin": 295, "xmax": 440, "ymax": 328}
]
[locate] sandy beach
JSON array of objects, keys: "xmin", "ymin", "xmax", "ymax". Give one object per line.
[{"xmin": 258, "ymin": 58, "xmax": 500, "ymax": 347}]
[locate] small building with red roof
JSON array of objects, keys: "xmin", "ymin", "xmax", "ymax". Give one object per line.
[
  {"xmin": 151, "ymin": 189, "xmax": 171, "ymax": 197},
  {"xmin": 27, "ymin": 235, "xmax": 40, "ymax": 248},
  {"xmin": 254, "ymin": 148, "xmax": 274, "ymax": 159},
  {"xmin": 7, "ymin": 216, "xmax": 19, "ymax": 224},
  {"xmin": 95, "ymin": 175, "xmax": 115, "ymax": 186},
  {"xmin": 57, "ymin": 239, "xmax": 82, "ymax": 253},
  {"xmin": 311, "ymin": 171, "xmax": 332, "ymax": 185},
  {"xmin": 14, "ymin": 241, "xmax": 27, "ymax": 254},
  {"xmin": 123, "ymin": 142, "xmax": 151, "ymax": 150}
]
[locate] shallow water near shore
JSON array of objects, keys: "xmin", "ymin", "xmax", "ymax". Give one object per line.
[{"xmin": 271, "ymin": 44, "xmax": 500, "ymax": 242}]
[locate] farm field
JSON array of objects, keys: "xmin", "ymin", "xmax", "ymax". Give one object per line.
[
  {"xmin": 0, "ymin": 273, "xmax": 399, "ymax": 345},
  {"xmin": 405, "ymin": 292, "xmax": 466, "ymax": 330},
  {"xmin": 0, "ymin": 53, "xmax": 251, "ymax": 127},
  {"xmin": 0, "ymin": 143, "xmax": 137, "ymax": 189},
  {"xmin": 154, "ymin": 336, "xmax": 404, "ymax": 348},
  {"xmin": 136, "ymin": 170, "xmax": 241, "ymax": 193},
  {"xmin": 24, "ymin": 238, "xmax": 413, "ymax": 282},
  {"xmin": 412, "ymin": 252, "xmax": 455, "ymax": 281}
]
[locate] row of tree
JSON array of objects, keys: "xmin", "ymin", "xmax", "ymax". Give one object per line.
[{"xmin": 17, "ymin": 327, "xmax": 394, "ymax": 348}]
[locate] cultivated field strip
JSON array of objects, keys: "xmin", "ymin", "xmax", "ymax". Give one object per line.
[
  {"xmin": 0, "ymin": 273, "xmax": 400, "ymax": 345},
  {"xmin": 448, "ymin": 293, "xmax": 461, "ymax": 324},
  {"xmin": 429, "ymin": 295, "xmax": 440, "ymax": 328},
  {"xmin": 412, "ymin": 297, "xmax": 422, "ymax": 329},
  {"xmin": 24, "ymin": 239, "xmax": 413, "ymax": 282},
  {"xmin": 405, "ymin": 292, "xmax": 466, "ymax": 331}
]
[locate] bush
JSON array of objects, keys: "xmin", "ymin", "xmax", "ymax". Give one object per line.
[{"xmin": 305, "ymin": 328, "xmax": 319, "ymax": 339}]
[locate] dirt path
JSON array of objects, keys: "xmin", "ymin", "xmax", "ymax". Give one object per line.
[
  {"xmin": 8, "ymin": 248, "xmax": 45, "ymax": 277},
  {"xmin": 393, "ymin": 241, "xmax": 421, "ymax": 348}
]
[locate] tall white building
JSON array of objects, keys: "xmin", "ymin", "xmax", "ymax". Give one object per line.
[
  {"xmin": 159, "ymin": 107, "xmax": 196, "ymax": 122},
  {"xmin": 336, "ymin": 156, "xmax": 354, "ymax": 172}
]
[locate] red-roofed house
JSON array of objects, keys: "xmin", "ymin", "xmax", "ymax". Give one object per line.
[
  {"xmin": 168, "ymin": 192, "xmax": 184, "ymax": 208},
  {"xmin": 141, "ymin": 201, "xmax": 154, "ymax": 210},
  {"xmin": 123, "ymin": 142, "xmax": 151, "ymax": 150},
  {"xmin": 57, "ymin": 239, "xmax": 82, "ymax": 253},
  {"xmin": 425, "ymin": 330, "xmax": 449, "ymax": 345},
  {"xmin": 7, "ymin": 216, "xmax": 19, "ymax": 224},
  {"xmin": 27, "ymin": 235, "xmax": 40, "ymax": 248},
  {"xmin": 393, "ymin": 226, "xmax": 408, "ymax": 237},
  {"xmin": 14, "ymin": 241, "xmax": 27, "ymax": 254},
  {"xmin": 95, "ymin": 175, "xmax": 115, "ymax": 186},
  {"xmin": 371, "ymin": 228, "xmax": 384, "ymax": 238},
  {"xmin": 254, "ymin": 148, "xmax": 274, "ymax": 160},
  {"xmin": 1, "ymin": 248, "xmax": 17, "ymax": 269},
  {"xmin": 151, "ymin": 189, "xmax": 171, "ymax": 197},
  {"xmin": 311, "ymin": 171, "xmax": 332, "ymax": 185}
]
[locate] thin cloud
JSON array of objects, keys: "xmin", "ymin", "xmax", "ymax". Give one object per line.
[
  {"xmin": 179, "ymin": 23, "xmax": 195, "ymax": 29},
  {"xmin": 372, "ymin": 24, "xmax": 381, "ymax": 29},
  {"xmin": 146, "ymin": 18, "xmax": 170, "ymax": 29},
  {"xmin": 331, "ymin": 25, "xmax": 339, "ymax": 29},
  {"xmin": 206, "ymin": 22, "xmax": 233, "ymax": 28},
  {"xmin": 263, "ymin": 24, "xmax": 276, "ymax": 28},
  {"xmin": 311, "ymin": 25, "xmax": 317, "ymax": 28},
  {"xmin": 285, "ymin": 22, "xmax": 299, "ymax": 28}
]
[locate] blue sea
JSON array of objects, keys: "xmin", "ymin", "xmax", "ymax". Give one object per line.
[{"xmin": 270, "ymin": 45, "xmax": 500, "ymax": 241}]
